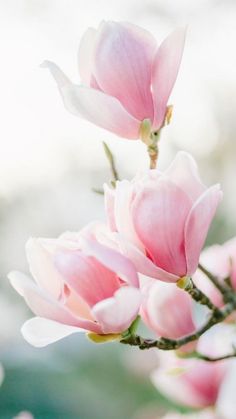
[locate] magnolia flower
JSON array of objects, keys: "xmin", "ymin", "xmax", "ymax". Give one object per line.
[
  {"xmin": 151, "ymin": 351, "xmax": 228, "ymax": 409},
  {"xmin": 193, "ymin": 237, "xmax": 236, "ymax": 307},
  {"xmin": 141, "ymin": 280, "xmax": 196, "ymax": 340},
  {"xmin": 104, "ymin": 151, "xmax": 222, "ymax": 282},
  {"xmin": 43, "ymin": 21, "xmax": 186, "ymax": 140},
  {"xmin": 9, "ymin": 225, "xmax": 141, "ymax": 347}
]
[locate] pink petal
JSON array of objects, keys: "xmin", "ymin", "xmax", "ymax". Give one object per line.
[
  {"xmin": 142, "ymin": 281, "xmax": 195, "ymax": 339},
  {"xmin": 54, "ymin": 250, "xmax": 120, "ymax": 307},
  {"xmin": 184, "ymin": 184, "xmax": 223, "ymax": 276},
  {"xmin": 224, "ymin": 237, "xmax": 236, "ymax": 289},
  {"xmin": 104, "ymin": 184, "xmax": 117, "ymax": 231},
  {"xmin": 78, "ymin": 27, "xmax": 97, "ymax": 85},
  {"xmin": 111, "ymin": 232, "xmax": 178, "ymax": 282},
  {"xmin": 93, "ymin": 21, "xmax": 156, "ymax": 121},
  {"xmin": 152, "ymin": 28, "xmax": 186, "ymax": 130},
  {"xmin": 21, "ymin": 317, "xmax": 85, "ymax": 347},
  {"xmin": 81, "ymin": 238, "xmax": 139, "ymax": 287},
  {"xmin": 92, "ymin": 286, "xmax": 141, "ymax": 334},
  {"xmin": 113, "ymin": 180, "xmax": 144, "ymax": 249},
  {"xmin": 8, "ymin": 271, "xmax": 100, "ymax": 333},
  {"xmin": 132, "ymin": 179, "xmax": 192, "ymax": 277},
  {"xmin": 151, "ymin": 354, "xmax": 226, "ymax": 408},
  {"xmin": 43, "ymin": 61, "xmax": 140, "ymax": 139},
  {"xmin": 26, "ymin": 238, "xmax": 63, "ymax": 300},
  {"xmin": 165, "ymin": 151, "xmax": 206, "ymax": 202}
]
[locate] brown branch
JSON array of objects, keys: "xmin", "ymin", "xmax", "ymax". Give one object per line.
[
  {"xmin": 120, "ymin": 301, "xmax": 236, "ymax": 351},
  {"xmin": 198, "ymin": 263, "xmax": 227, "ymax": 294},
  {"xmin": 179, "ymin": 349, "xmax": 236, "ymax": 362}
]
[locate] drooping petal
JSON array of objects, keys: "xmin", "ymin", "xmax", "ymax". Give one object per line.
[
  {"xmin": 22, "ymin": 317, "xmax": 85, "ymax": 347},
  {"xmin": 152, "ymin": 28, "xmax": 186, "ymax": 130},
  {"xmin": 184, "ymin": 184, "xmax": 223, "ymax": 276},
  {"xmin": 92, "ymin": 286, "xmax": 141, "ymax": 334},
  {"xmin": 78, "ymin": 27, "xmax": 97, "ymax": 85},
  {"xmin": 165, "ymin": 151, "xmax": 206, "ymax": 202},
  {"xmin": 81, "ymin": 238, "xmax": 139, "ymax": 287},
  {"xmin": 8, "ymin": 271, "xmax": 100, "ymax": 333},
  {"xmin": 54, "ymin": 250, "xmax": 120, "ymax": 307},
  {"xmin": 132, "ymin": 179, "xmax": 192, "ymax": 277},
  {"xmin": 93, "ymin": 21, "xmax": 156, "ymax": 121},
  {"xmin": 26, "ymin": 238, "xmax": 63, "ymax": 299},
  {"xmin": 43, "ymin": 61, "xmax": 140, "ymax": 139}
]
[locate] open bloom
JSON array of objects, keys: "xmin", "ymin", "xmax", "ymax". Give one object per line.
[
  {"xmin": 193, "ymin": 237, "xmax": 236, "ymax": 307},
  {"xmin": 43, "ymin": 21, "xmax": 185, "ymax": 139},
  {"xmin": 104, "ymin": 151, "xmax": 222, "ymax": 282},
  {"xmin": 141, "ymin": 280, "xmax": 196, "ymax": 340},
  {"xmin": 9, "ymin": 225, "xmax": 141, "ymax": 347},
  {"xmin": 151, "ymin": 351, "xmax": 228, "ymax": 409}
]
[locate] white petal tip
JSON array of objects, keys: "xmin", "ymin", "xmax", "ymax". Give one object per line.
[
  {"xmin": 21, "ymin": 317, "xmax": 84, "ymax": 348},
  {"xmin": 40, "ymin": 61, "xmax": 71, "ymax": 88}
]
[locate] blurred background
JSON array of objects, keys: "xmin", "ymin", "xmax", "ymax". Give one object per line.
[{"xmin": 0, "ymin": 0, "xmax": 236, "ymax": 417}]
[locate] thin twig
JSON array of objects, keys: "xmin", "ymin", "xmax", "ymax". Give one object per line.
[
  {"xmin": 184, "ymin": 278, "xmax": 220, "ymax": 311},
  {"xmin": 120, "ymin": 301, "xmax": 236, "ymax": 351},
  {"xmin": 147, "ymin": 131, "xmax": 161, "ymax": 169},
  {"xmin": 178, "ymin": 350, "xmax": 236, "ymax": 362},
  {"xmin": 198, "ymin": 263, "xmax": 227, "ymax": 294},
  {"xmin": 103, "ymin": 142, "xmax": 119, "ymax": 183}
]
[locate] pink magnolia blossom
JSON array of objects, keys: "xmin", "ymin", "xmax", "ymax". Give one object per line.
[
  {"xmin": 9, "ymin": 225, "xmax": 141, "ymax": 347},
  {"xmin": 42, "ymin": 22, "xmax": 185, "ymax": 139},
  {"xmin": 141, "ymin": 280, "xmax": 196, "ymax": 340},
  {"xmin": 193, "ymin": 237, "xmax": 236, "ymax": 307},
  {"xmin": 104, "ymin": 151, "xmax": 222, "ymax": 282},
  {"xmin": 151, "ymin": 351, "xmax": 228, "ymax": 409}
]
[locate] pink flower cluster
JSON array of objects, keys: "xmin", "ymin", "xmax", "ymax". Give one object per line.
[
  {"xmin": 8, "ymin": 20, "xmax": 236, "ymax": 417},
  {"xmin": 9, "ymin": 152, "xmax": 222, "ymax": 347}
]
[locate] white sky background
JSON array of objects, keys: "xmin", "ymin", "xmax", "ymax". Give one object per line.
[{"xmin": 0, "ymin": 0, "xmax": 236, "ymax": 196}]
